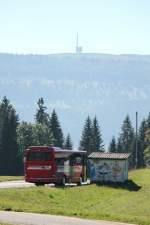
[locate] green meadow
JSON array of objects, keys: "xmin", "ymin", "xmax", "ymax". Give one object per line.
[
  {"xmin": 0, "ymin": 169, "xmax": 149, "ymax": 225},
  {"xmin": 0, "ymin": 176, "xmax": 23, "ymax": 182},
  {"xmin": 0, "ymin": 224, "xmax": 11, "ymax": 225}
]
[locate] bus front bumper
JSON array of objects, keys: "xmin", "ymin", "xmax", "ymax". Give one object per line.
[{"xmin": 25, "ymin": 175, "xmax": 65, "ymax": 184}]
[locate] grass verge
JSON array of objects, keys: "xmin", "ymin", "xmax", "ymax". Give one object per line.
[
  {"xmin": 0, "ymin": 176, "xmax": 23, "ymax": 182},
  {"xmin": 0, "ymin": 224, "xmax": 12, "ymax": 225},
  {"xmin": 0, "ymin": 169, "xmax": 149, "ymax": 225}
]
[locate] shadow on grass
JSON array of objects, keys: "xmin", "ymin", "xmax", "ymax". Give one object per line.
[
  {"xmin": 54, "ymin": 184, "xmax": 77, "ymax": 189},
  {"xmin": 95, "ymin": 180, "xmax": 141, "ymax": 192}
]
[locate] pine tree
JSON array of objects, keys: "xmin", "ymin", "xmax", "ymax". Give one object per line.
[
  {"xmin": 109, "ymin": 136, "xmax": 117, "ymax": 153},
  {"xmin": 64, "ymin": 133, "xmax": 73, "ymax": 150},
  {"xmin": 9, "ymin": 108, "xmax": 19, "ymax": 174},
  {"xmin": 118, "ymin": 115, "xmax": 135, "ymax": 168},
  {"xmin": 146, "ymin": 113, "xmax": 150, "ymax": 129},
  {"xmin": 0, "ymin": 96, "xmax": 19, "ymax": 175},
  {"xmin": 138, "ymin": 119, "xmax": 147, "ymax": 167},
  {"xmin": 91, "ymin": 116, "xmax": 104, "ymax": 152},
  {"xmin": 144, "ymin": 129, "xmax": 150, "ymax": 167},
  {"xmin": 50, "ymin": 110, "xmax": 64, "ymax": 148},
  {"xmin": 79, "ymin": 116, "xmax": 93, "ymax": 155},
  {"xmin": 119, "ymin": 115, "xmax": 134, "ymax": 152},
  {"xmin": 35, "ymin": 98, "xmax": 49, "ymax": 126},
  {"xmin": 116, "ymin": 137, "xmax": 123, "ymax": 153}
]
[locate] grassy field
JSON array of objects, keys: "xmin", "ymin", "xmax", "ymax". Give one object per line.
[
  {"xmin": 0, "ymin": 169, "xmax": 149, "ymax": 225},
  {"xmin": 0, "ymin": 176, "xmax": 23, "ymax": 182},
  {"xmin": 0, "ymin": 224, "xmax": 12, "ymax": 225}
]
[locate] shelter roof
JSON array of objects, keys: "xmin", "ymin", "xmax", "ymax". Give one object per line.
[{"xmin": 88, "ymin": 152, "xmax": 130, "ymax": 160}]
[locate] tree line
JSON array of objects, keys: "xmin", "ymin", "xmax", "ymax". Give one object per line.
[
  {"xmin": 108, "ymin": 115, "xmax": 150, "ymax": 168},
  {"xmin": 0, "ymin": 97, "xmax": 73, "ymax": 175},
  {"xmin": 0, "ymin": 96, "xmax": 150, "ymax": 175}
]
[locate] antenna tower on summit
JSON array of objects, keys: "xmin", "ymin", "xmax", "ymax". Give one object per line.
[{"xmin": 76, "ymin": 33, "xmax": 83, "ymax": 54}]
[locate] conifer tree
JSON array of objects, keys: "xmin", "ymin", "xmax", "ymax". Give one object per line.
[
  {"xmin": 35, "ymin": 98, "xmax": 49, "ymax": 126},
  {"xmin": 118, "ymin": 115, "xmax": 135, "ymax": 168},
  {"xmin": 146, "ymin": 113, "xmax": 150, "ymax": 129},
  {"xmin": 144, "ymin": 129, "xmax": 150, "ymax": 167},
  {"xmin": 116, "ymin": 137, "xmax": 123, "ymax": 153},
  {"xmin": 50, "ymin": 109, "xmax": 64, "ymax": 148},
  {"xmin": 91, "ymin": 116, "xmax": 104, "ymax": 152},
  {"xmin": 79, "ymin": 116, "xmax": 93, "ymax": 155},
  {"xmin": 109, "ymin": 136, "xmax": 117, "ymax": 153},
  {"xmin": 64, "ymin": 133, "xmax": 73, "ymax": 150},
  {"xmin": 138, "ymin": 119, "xmax": 147, "ymax": 167},
  {"xmin": 119, "ymin": 115, "xmax": 134, "ymax": 151},
  {"xmin": 0, "ymin": 96, "xmax": 19, "ymax": 175}
]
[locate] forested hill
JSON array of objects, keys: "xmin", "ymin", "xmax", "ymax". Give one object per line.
[{"xmin": 0, "ymin": 53, "xmax": 150, "ymax": 146}]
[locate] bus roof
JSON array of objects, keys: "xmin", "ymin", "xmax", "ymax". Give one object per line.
[{"xmin": 25, "ymin": 146, "xmax": 86, "ymax": 154}]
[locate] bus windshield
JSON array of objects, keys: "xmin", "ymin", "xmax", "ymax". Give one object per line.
[{"xmin": 27, "ymin": 152, "xmax": 51, "ymax": 161}]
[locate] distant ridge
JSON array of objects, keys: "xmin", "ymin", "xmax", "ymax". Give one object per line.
[
  {"xmin": 1, "ymin": 52, "xmax": 150, "ymax": 56},
  {"xmin": 0, "ymin": 52, "xmax": 149, "ymax": 146}
]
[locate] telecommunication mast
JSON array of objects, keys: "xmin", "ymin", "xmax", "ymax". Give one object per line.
[{"xmin": 76, "ymin": 33, "xmax": 83, "ymax": 54}]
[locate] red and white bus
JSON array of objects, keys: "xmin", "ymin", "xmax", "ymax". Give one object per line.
[{"xmin": 24, "ymin": 146, "xmax": 87, "ymax": 186}]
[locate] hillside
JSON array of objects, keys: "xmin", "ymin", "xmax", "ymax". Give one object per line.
[
  {"xmin": 0, "ymin": 169, "xmax": 149, "ymax": 225},
  {"xmin": 0, "ymin": 53, "xmax": 150, "ymax": 146}
]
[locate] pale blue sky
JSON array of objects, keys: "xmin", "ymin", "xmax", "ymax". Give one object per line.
[{"xmin": 0, "ymin": 0, "xmax": 150, "ymax": 54}]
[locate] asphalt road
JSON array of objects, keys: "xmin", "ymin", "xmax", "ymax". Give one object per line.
[
  {"xmin": 0, "ymin": 180, "xmax": 35, "ymax": 189},
  {"xmin": 0, "ymin": 211, "xmax": 136, "ymax": 225}
]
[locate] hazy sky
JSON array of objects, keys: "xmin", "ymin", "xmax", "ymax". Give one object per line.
[{"xmin": 0, "ymin": 0, "xmax": 150, "ymax": 54}]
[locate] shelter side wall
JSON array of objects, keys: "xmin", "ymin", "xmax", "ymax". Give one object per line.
[
  {"xmin": 89, "ymin": 159, "xmax": 127, "ymax": 182},
  {"xmin": 125, "ymin": 160, "xmax": 128, "ymax": 180}
]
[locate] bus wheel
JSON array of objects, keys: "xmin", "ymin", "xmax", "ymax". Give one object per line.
[
  {"xmin": 61, "ymin": 177, "xmax": 66, "ymax": 187},
  {"xmin": 35, "ymin": 183, "xmax": 44, "ymax": 186},
  {"xmin": 77, "ymin": 177, "xmax": 82, "ymax": 186}
]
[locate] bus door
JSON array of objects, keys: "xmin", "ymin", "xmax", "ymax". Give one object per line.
[
  {"xmin": 70, "ymin": 154, "xmax": 83, "ymax": 181},
  {"xmin": 82, "ymin": 153, "xmax": 87, "ymax": 181},
  {"xmin": 55, "ymin": 157, "xmax": 70, "ymax": 177}
]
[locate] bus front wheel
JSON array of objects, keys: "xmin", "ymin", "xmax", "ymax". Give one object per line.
[
  {"xmin": 77, "ymin": 176, "xmax": 82, "ymax": 186},
  {"xmin": 35, "ymin": 183, "xmax": 44, "ymax": 186}
]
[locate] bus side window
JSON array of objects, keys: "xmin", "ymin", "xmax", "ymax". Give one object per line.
[
  {"xmin": 70, "ymin": 155, "xmax": 82, "ymax": 165},
  {"xmin": 76, "ymin": 157, "xmax": 82, "ymax": 164}
]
